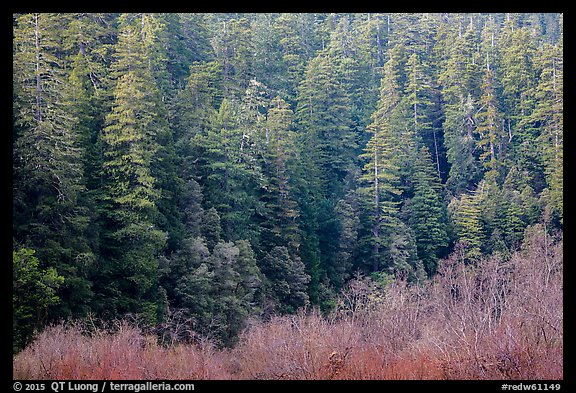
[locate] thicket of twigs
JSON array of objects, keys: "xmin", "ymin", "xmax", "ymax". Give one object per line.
[{"xmin": 13, "ymin": 224, "xmax": 562, "ymax": 380}]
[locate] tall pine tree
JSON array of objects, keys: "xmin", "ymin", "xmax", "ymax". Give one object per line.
[
  {"xmin": 96, "ymin": 14, "xmax": 168, "ymax": 324},
  {"xmin": 13, "ymin": 13, "xmax": 94, "ymax": 321}
]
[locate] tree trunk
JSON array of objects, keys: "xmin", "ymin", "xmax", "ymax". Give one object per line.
[
  {"xmin": 372, "ymin": 133, "xmax": 380, "ymax": 272},
  {"xmin": 34, "ymin": 13, "xmax": 42, "ymax": 123}
]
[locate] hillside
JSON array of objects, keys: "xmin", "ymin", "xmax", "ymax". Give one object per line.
[{"xmin": 13, "ymin": 12, "xmax": 563, "ymax": 370}]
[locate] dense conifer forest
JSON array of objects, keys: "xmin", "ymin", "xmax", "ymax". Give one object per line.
[{"xmin": 13, "ymin": 13, "xmax": 562, "ymax": 379}]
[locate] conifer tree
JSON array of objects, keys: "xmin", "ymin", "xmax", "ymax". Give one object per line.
[
  {"xmin": 11, "ymin": 12, "xmax": 564, "ymax": 348},
  {"xmin": 531, "ymin": 42, "xmax": 563, "ymax": 224},
  {"xmin": 296, "ymin": 52, "xmax": 357, "ymax": 197},
  {"xmin": 211, "ymin": 17, "xmax": 254, "ymax": 99},
  {"xmin": 197, "ymin": 87, "xmax": 263, "ymax": 244},
  {"xmin": 13, "ymin": 248, "xmax": 64, "ymax": 352},
  {"xmin": 449, "ymin": 181, "xmax": 485, "ymax": 261},
  {"xmin": 474, "ymin": 67, "xmax": 504, "ymax": 183},
  {"xmin": 13, "ymin": 13, "xmax": 94, "ymax": 320},
  {"xmin": 500, "ymin": 168, "xmax": 532, "ymax": 249},
  {"xmin": 172, "ymin": 237, "xmax": 214, "ymax": 335},
  {"xmin": 274, "ymin": 13, "xmax": 323, "ymax": 98},
  {"xmin": 259, "ymin": 96, "xmax": 301, "ymax": 254},
  {"xmin": 173, "ymin": 60, "xmax": 221, "ymax": 216},
  {"xmin": 357, "ymin": 48, "xmax": 406, "ymax": 272},
  {"xmin": 13, "ymin": 12, "xmax": 84, "ymax": 233},
  {"xmin": 333, "ymin": 191, "xmax": 360, "ymax": 288},
  {"xmin": 294, "ymin": 49, "xmax": 359, "ymax": 299},
  {"xmin": 260, "ymin": 246, "xmax": 310, "ymax": 314},
  {"xmin": 179, "ymin": 13, "xmax": 213, "ymax": 64},
  {"xmin": 208, "ymin": 241, "xmax": 249, "ymax": 345},
  {"xmin": 405, "ymin": 52, "xmax": 444, "ymax": 179},
  {"xmin": 201, "ymin": 207, "xmax": 223, "ymax": 251},
  {"xmin": 438, "ymin": 22, "xmax": 483, "ymax": 195},
  {"xmin": 96, "ymin": 14, "xmax": 168, "ymax": 324},
  {"xmin": 499, "ymin": 21, "xmax": 540, "ymax": 190},
  {"xmin": 499, "ymin": 21, "xmax": 537, "ymax": 133},
  {"xmin": 407, "ymin": 147, "xmax": 449, "ymax": 274}
]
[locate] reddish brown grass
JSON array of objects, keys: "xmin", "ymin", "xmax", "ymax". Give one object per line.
[{"xmin": 13, "ymin": 322, "xmax": 230, "ymax": 379}]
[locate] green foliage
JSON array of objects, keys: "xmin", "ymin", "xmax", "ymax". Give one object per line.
[
  {"xmin": 407, "ymin": 147, "xmax": 449, "ymax": 274},
  {"xmin": 448, "ymin": 182, "xmax": 485, "ymax": 262},
  {"xmin": 13, "ymin": 13, "xmax": 96, "ymax": 322},
  {"xmin": 13, "ymin": 248, "xmax": 64, "ymax": 352},
  {"xmin": 170, "ymin": 235, "xmax": 261, "ymax": 347},
  {"xmin": 201, "ymin": 207, "xmax": 223, "ymax": 251},
  {"xmin": 530, "ymin": 42, "xmax": 563, "ymax": 224},
  {"xmin": 437, "ymin": 21, "xmax": 483, "ymax": 195},
  {"xmin": 211, "ymin": 17, "xmax": 254, "ymax": 98},
  {"xmin": 296, "ymin": 51, "xmax": 358, "ymax": 196},
  {"xmin": 96, "ymin": 13, "xmax": 168, "ymax": 323},
  {"xmin": 357, "ymin": 44, "xmax": 405, "ymax": 273},
  {"xmin": 474, "ymin": 68, "xmax": 504, "ymax": 181},
  {"xmin": 259, "ymin": 96, "xmax": 302, "ymax": 254},
  {"xmin": 260, "ymin": 246, "xmax": 310, "ymax": 314}
]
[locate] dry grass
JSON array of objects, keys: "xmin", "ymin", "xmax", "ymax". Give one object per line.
[{"xmin": 13, "ymin": 225, "xmax": 562, "ymax": 380}]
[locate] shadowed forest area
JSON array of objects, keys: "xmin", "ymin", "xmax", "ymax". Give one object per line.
[{"xmin": 13, "ymin": 12, "xmax": 562, "ymax": 380}]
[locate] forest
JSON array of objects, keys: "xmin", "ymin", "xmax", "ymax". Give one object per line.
[{"xmin": 13, "ymin": 12, "xmax": 562, "ymax": 379}]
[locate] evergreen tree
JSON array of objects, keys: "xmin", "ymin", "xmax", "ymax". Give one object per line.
[
  {"xmin": 208, "ymin": 241, "xmax": 249, "ymax": 345},
  {"xmin": 133, "ymin": 14, "xmax": 186, "ymax": 254},
  {"xmin": 12, "ymin": 13, "xmax": 564, "ymax": 349},
  {"xmin": 179, "ymin": 13, "xmax": 213, "ymax": 64},
  {"xmin": 210, "ymin": 17, "xmax": 254, "ymax": 99},
  {"xmin": 260, "ymin": 246, "xmax": 310, "ymax": 314},
  {"xmin": 250, "ymin": 14, "xmax": 287, "ymax": 96},
  {"xmin": 13, "ymin": 13, "xmax": 94, "ymax": 320},
  {"xmin": 296, "ymin": 52, "xmax": 357, "ymax": 197},
  {"xmin": 499, "ymin": 21, "xmax": 537, "ymax": 134},
  {"xmin": 273, "ymin": 13, "xmax": 323, "ymax": 98},
  {"xmin": 197, "ymin": 92, "xmax": 262, "ymax": 244},
  {"xmin": 357, "ymin": 43, "xmax": 404, "ymax": 273},
  {"xmin": 474, "ymin": 67, "xmax": 504, "ymax": 183},
  {"xmin": 333, "ymin": 191, "xmax": 360, "ymax": 288},
  {"xmin": 294, "ymin": 49, "xmax": 359, "ymax": 301},
  {"xmin": 169, "ymin": 218, "xmax": 260, "ymax": 347},
  {"xmin": 500, "ymin": 167, "xmax": 535, "ymax": 249},
  {"xmin": 499, "ymin": 21, "xmax": 541, "ymax": 192},
  {"xmin": 201, "ymin": 207, "xmax": 223, "ymax": 251},
  {"xmin": 173, "ymin": 60, "xmax": 222, "ymax": 214},
  {"xmin": 96, "ymin": 14, "xmax": 168, "ymax": 324},
  {"xmin": 448, "ymin": 181, "xmax": 485, "ymax": 261},
  {"xmin": 327, "ymin": 15, "xmax": 378, "ymax": 132},
  {"xmin": 13, "ymin": 248, "xmax": 64, "ymax": 352},
  {"xmin": 405, "ymin": 51, "xmax": 444, "ymax": 180},
  {"xmin": 172, "ymin": 60, "xmax": 221, "ymax": 248},
  {"xmin": 386, "ymin": 220, "xmax": 420, "ymax": 279},
  {"xmin": 438, "ymin": 21, "xmax": 483, "ymax": 195},
  {"xmin": 407, "ymin": 147, "xmax": 449, "ymax": 274},
  {"xmin": 259, "ymin": 96, "xmax": 301, "ymax": 254},
  {"xmin": 531, "ymin": 42, "xmax": 563, "ymax": 225},
  {"xmin": 172, "ymin": 237, "xmax": 214, "ymax": 336}
]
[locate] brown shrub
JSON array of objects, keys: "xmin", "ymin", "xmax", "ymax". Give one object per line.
[
  {"xmin": 12, "ymin": 322, "xmax": 230, "ymax": 380},
  {"xmin": 230, "ymin": 310, "xmax": 359, "ymax": 379}
]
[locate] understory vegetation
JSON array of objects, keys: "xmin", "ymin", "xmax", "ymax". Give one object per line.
[{"xmin": 13, "ymin": 224, "xmax": 562, "ymax": 380}]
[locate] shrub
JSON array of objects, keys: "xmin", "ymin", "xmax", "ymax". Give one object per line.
[{"xmin": 12, "ymin": 321, "xmax": 230, "ymax": 379}]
